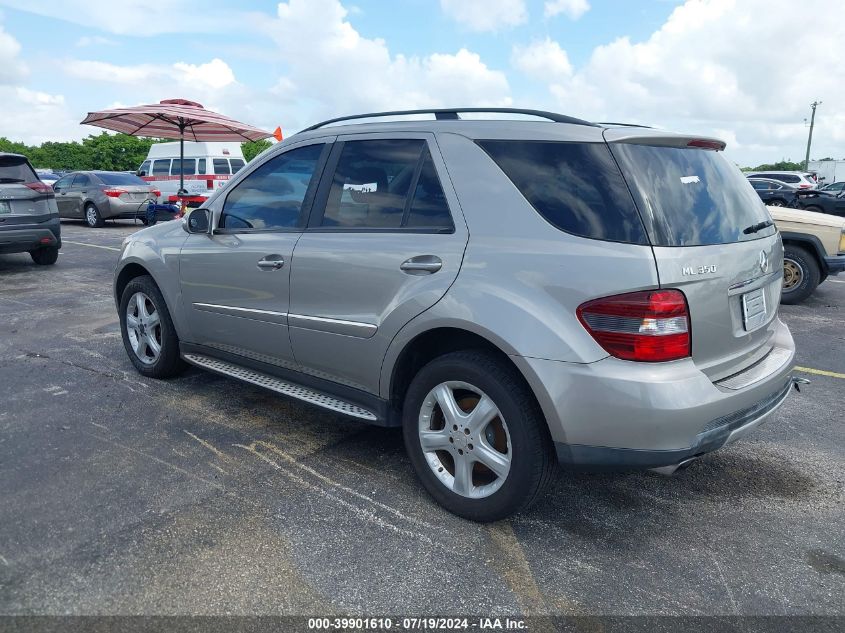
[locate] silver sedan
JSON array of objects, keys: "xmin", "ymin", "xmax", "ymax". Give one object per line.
[{"xmin": 53, "ymin": 171, "xmax": 160, "ymax": 227}]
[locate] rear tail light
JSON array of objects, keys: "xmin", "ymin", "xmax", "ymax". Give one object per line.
[
  {"xmin": 103, "ymin": 189, "xmax": 126, "ymax": 198},
  {"xmin": 577, "ymin": 289, "xmax": 691, "ymax": 362},
  {"xmin": 152, "ymin": 189, "xmax": 161, "ymax": 197},
  {"xmin": 687, "ymin": 139, "xmax": 726, "ymax": 151},
  {"xmin": 798, "ymin": 183, "xmax": 812, "ymax": 189},
  {"xmin": 25, "ymin": 181, "xmax": 53, "ymax": 194}
]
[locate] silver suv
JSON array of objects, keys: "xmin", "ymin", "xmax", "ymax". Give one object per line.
[{"xmin": 114, "ymin": 108, "xmax": 798, "ymax": 521}]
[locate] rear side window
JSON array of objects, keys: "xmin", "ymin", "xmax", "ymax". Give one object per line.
[
  {"xmin": 152, "ymin": 160, "xmax": 171, "ymax": 176},
  {"xmin": 611, "ymin": 144, "xmax": 776, "ymax": 246},
  {"xmin": 0, "ymin": 155, "xmax": 38, "ymax": 183},
  {"xmin": 221, "ymin": 143, "xmax": 324, "ymax": 230},
  {"xmin": 171, "ymin": 159, "xmax": 196, "ymax": 176},
  {"xmin": 781, "ymin": 174, "xmax": 800, "ymax": 183},
  {"xmin": 213, "ymin": 159, "xmax": 230, "ymax": 175},
  {"xmin": 73, "ymin": 174, "xmax": 92, "ymax": 187},
  {"xmin": 321, "ymin": 139, "xmax": 452, "ymax": 230},
  {"xmin": 197, "ymin": 159, "xmax": 206, "ymax": 174},
  {"xmin": 478, "ymin": 140, "xmax": 647, "ymax": 244},
  {"xmin": 230, "ymin": 159, "xmax": 245, "ymax": 173}
]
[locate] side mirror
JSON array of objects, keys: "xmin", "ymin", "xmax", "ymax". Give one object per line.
[
  {"xmin": 137, "ymin": 169, "xmax": 146, "ymax": 177},
  {"xmin": 183, "ymin": 208, "xmax": 211, "ymax": 234}
]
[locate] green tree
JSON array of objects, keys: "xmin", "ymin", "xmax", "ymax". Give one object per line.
[
  {"xmin": 0, "ymin": 133, "xmax": 155, "ymax": 171},
  {"xmin": 242, "ymin": 139, "xmax": 273, "ymax": 162}
]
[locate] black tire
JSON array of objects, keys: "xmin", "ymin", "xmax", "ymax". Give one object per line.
[
  {"xmin": 819, "ymin": 272, "xmax": 828, "ymax": 284},
  {"xmin": 803, "ymin": 205, "xmax": 824, "ymax": 214},
  {"xmin": 402, "ymin": 350, "xmax": 556, "ymax": 522},
  {"xmin": 84, "ymin": 203, "xmax": 104, "ymax": 228},
  {"xmin": 781, "ymin": 245, "xmax": 821, "ymax": 305},
  {"xmin": 119, "ymin": 275, "xmax": 186, "ymax": 378},
  {"xmin": 29, "ymin": 246, "xmax": 59, "ymax": 265}
]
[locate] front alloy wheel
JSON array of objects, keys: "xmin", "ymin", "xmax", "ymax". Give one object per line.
[
  {"xmin": 418, "ymin": 381, "xmax": 511, "ymax": 499},
  {"xmin": 126, "ymin": 292, "xmax": 162, "ymax": 365}
]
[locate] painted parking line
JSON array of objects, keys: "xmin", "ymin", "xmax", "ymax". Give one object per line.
[
  {"xmin": 62, "ymin": 240, "xmax": 121, "ymax": 252},
  {"xmin": 795, "ymin": 366, "xmax": 845, "ymax": 380},
  {"xmin": 828, "ymin": 279, "xmax": 845, "ymax": 284}
]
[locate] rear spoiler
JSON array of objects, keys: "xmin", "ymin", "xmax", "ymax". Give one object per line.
[{"xmin": 602, "ymin": 128, "xmax": 726, "ymax": 151}]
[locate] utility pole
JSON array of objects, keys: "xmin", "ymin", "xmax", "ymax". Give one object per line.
[{"xmin": 804, "ymin": 100, "xmax": 821, "ymax": 170}]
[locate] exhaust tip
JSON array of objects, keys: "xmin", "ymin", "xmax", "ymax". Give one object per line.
[{"xmin": 650, "ymin": 456, "xmax": 699, "ymax": 476}]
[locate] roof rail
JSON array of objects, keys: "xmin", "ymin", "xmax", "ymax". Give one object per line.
[{"xmin": 298, "ymin": 108, "xmax": 598, "ymax": 133}]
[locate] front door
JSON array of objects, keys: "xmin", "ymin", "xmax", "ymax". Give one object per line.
[
  {"xmin": 179, "ymin": 140, "xmax": 331, "ymax": 370},
  {"xmin": 288, "ymin": 133, "xmax": 469, "ymax": 394}
]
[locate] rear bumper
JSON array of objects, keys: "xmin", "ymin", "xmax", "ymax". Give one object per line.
[
  {"xmin": 823, "ymin": 255, "xmax": 845, "ymax": 274},
  {"xmin": 0, "ymin": 217, "xmax": 61, "ymax": 254},
  {"xmin": 515, "ymin": 317, "xmax": 796, "ymax": 469}
]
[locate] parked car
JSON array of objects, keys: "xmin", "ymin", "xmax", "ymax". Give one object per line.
[
  {"xmin": 789, "ymin": 189, "xmax": 845, "ymax": 218},
  {"xmin": 53, "ymin": 171, "xmax": 160, "ymax": 227},
  {"xmin": 35, "ymin": 169, "xmax": 61, "ymax": 186},
  {"xmin": 0, "ymin": 153, "xmax": 61, "ymax": 264},
  {"xmin": 748, "ymin": 178, "xmax": 796, "ymax": 206},
  {"xmin": 819, "ymin": 181, "xmax": 845, "ymax": 193},
  {"xmin": 114, "ymin": 108, "xmax": 798, "ymax": 521},
  {"xmin": 745, "ymin": 171, "xmax": 817, "ymax": 189},
  {"xmin": 137, "ymin": 141, "xmax": 247, "ymax": 208},
  {"xmin": 769, "ymin": 205, "xmax": 845, "ymax": 303}
]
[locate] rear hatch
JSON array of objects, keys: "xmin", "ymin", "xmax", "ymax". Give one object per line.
[
  {"xmin": 96, "ymin": 172, "xmax": 157, "ymax": 203},
  {"xmin": 0, "ymin": 154, "xmax": 57, "ymax": 224},
  {"xmin": 606, "ymin": 131, "xmax": 782, "ymax": 380}
]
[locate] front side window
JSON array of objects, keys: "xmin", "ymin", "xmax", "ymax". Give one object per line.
[
  {"xmin": 479, "ymin": 140, "xmax": 647, "ymax": 244},
  {"xmin": 53, "ymin": 175, "xmax": 73, "ymax": 190},
  {"xmin": 750, "ymin": 181, "xmax": 767, "ymax": 191},
  {"xmin": 220, "ymin": 143, "xmax": 324, "ymax": 230},
  {"xmin": 321, "ymin": 139, "xmax": 451, "ymax": 230},
  {"xmin": 138, "ymin": 160, "xmax": 151, "ymax": 176},
  {"xmin": 152, "ymin": 160, "xmax": 171, "ymax": 176},
  {"xmin": 213, "ymin": 159, "xmax": 230, "ymax": 175}
]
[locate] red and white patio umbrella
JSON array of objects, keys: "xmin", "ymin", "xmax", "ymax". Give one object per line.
[{"xmin": 81, "ymin": 99, "xmax": 273, "ymax": 196}]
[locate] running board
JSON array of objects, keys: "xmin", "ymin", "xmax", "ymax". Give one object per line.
[{"xmin": 183, "ymin": 353, "xmax": 378, "ymax": 421}]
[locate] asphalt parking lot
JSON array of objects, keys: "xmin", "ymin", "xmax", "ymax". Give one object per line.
[{"xmin": 1, "ymin": 220, "xmax": 843, "ymax": 617}]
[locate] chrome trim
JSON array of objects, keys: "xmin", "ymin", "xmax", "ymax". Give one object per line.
[
  {"xmin": 192, "ymin": 302, "xmax": 288, "ymax": 325},
  {"xmin": 727, "ymin": 270, "xmax": 780, "ymax": 295},
  {"xmin": 287, "ymin": 313, "xmax": 378, "ymax": 339}
]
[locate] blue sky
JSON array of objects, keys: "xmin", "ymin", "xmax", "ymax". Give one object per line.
[{"xmin": 0, "ymin": 0, "xmax": 842, "ymax": 166}]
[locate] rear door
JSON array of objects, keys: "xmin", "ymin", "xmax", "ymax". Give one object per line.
[
  {"xmin": 608, "ymin": 134, "xmax": 783, "ymax": 380},
  {"xmin": 288, "ymin": 133, "xmax": 468, "ymax": 394},
  {"xmin": 178, "ymin": 139, "xmax": 331, "ymax": 369}
]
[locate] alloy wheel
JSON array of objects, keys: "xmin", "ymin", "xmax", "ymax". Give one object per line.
[
  {"xmin": 418, "ymin": 381, "xmax": 511, "ymax": 499},
  {"xmin": 125, "ymin": 292, "xmax": 162, "ymax": 364}
]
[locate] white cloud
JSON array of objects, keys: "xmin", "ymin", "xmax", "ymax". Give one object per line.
[
  {"xmin": 544, "ymin": 0, "xmax": 590, "ymax": 20},
  {"xmin": 75, "ymin": 35, "xmax": 117, "ymax": 47},
  {"xmin": 257, "ymin": 0, "xmax": 511, "ymax": 129},
  {"xmin": 518, "ymin": 0, "xmax": 845, "ymax": 165},
  {"xmin": 0, "ymin": 0, "xmax": 247, "ymax": 36},
  {"xmin": 63, "ymin": 58, "xmax": 237, "ymax": 91},
  {"xmin": 0, "ymin": 21, "xmax": 26, "ymax": 84},
  {"xmin": 439, "ymin": 0, "xmax": 527, "ymax": 32},
  {"xmin": 512, "ymin": 39, "xmax": 572, "ymax": 80}
]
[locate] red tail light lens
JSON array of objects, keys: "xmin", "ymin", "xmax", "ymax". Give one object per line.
[
  {"xmin": 103, "ymin": 189, "xmax": 126, "ymax": 198},
  {"xmin": 152, "ymin": 189, "xmax": 161, "ymax": 197},
  {"xmin": 798, "ymin": 184, "xmax": 812, "ymax": 189},
  {"xmin": 25, "ymin": 181, "xmax": 53, "ymax": 194},
  {"xmin": 577, "ymin": 289, "xmax": 691, "ymax": 362},
  {"xmin": 687, "ymin": 139, "xmax": 725, "ymax": 151},
  {"xmin": 207, "ymin": 179, "xmax": 214, "ymax": 189}
]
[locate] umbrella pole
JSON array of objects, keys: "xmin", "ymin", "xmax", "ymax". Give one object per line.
[{"xmin": 179, "ymin": 124, "xmax": 185, "ymax": 196}]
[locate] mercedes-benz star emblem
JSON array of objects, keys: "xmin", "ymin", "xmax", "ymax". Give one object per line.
[{"xmin": 759, "ymin": 250, "xmax": 769, "ymax": 273}]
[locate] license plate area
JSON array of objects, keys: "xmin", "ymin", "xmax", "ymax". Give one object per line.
[{"xmin": 742, "ymin": 288, "xmax": 767, "ymax": 332}]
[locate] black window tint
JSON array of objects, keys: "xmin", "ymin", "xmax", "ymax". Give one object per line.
[
  {"xmin": 139, "ymin": 161, "xmax": 151, "ymax": 175},
  {"xmin": 198, "ymin": 158, "xmax": 206, "ymax": 174},
  {"xmin": 322, "ymin": 140, "xmax": 424, "ymax": 228},
  {"xmin": 171, "ymin": 159, "xmax": 196, "ymax": 176},
  {"xmin": 782, "ymin": 175, "xmax": 800, "ymax": 183},
  {"xmin": 152, "ymin": 160, "xmax": 170, "ymax": 176},
  {"xmin": 97, "ymin": 172, "xmax": 147, "ymax": 185},
  {"xmin": 405, "ymin": 150, "xmax": 453, "ymax": 229},
  {"xmin": 0, "ymin": 155, "xmax": 37, "ymax": 182},
  {"xmin": 230, "ymin": 159, "xmax": 245, "ymax": 173},
  {"xmin": 479, "ymin": 140, "xmax": 647, "ymax": 244},
  {"xmin": 73, "ymin": 174, "xmax": 91, "ymax": 187},
  {"xmin": 213, "ymin": 158, "xmax": 230, "ymax": 175},
  {"xmin": 611, "ymin": 144, "xmax": 776, "ymax": 246},
  {"xmin": 750, "ymin": 181, "xmax": 767, "ymax": 190},
  {"xmin": 221, "ymin": 143, "xmax": 323, "ymax": 230}
]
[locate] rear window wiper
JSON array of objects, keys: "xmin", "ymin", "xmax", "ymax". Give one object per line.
[{"xmin": 743, "ymin": 219, "xmax": 775, "ymax": 235}]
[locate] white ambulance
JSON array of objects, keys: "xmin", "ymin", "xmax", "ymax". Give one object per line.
[{"xmin": 137, "ymin": 141, "xmax": 247, "ymax": 206}]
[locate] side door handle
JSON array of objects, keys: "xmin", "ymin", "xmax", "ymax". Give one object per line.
[
  {"xmin": 400, "ymin": 255, "xmax": 442, "ymax": 275},
  {"xmin": 257, "ymin": 255, "xmax": 285, "ymax": 271}
]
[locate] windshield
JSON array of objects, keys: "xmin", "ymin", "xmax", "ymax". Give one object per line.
[
  {"xmin": 97, "ymin": 172, "xmax": 147, "ymax": 186},
  {"xmin": 610, "ymin": 144, "xmax": 777, "ymax": 246}
]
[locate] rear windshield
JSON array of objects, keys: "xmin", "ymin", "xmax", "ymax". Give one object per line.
[
  {"xmin": 97, "ymin": 172, "xmax": 147, "ymax": 186},
  {"xmin": 478, "ymin": 140, "xmax": 648, "ymax": 244},
  {"xmin": 610, "ymin": 144, "xmax": 777, "ymax": 246},
  {"xmin": 0, "ymin": 155, "xmax": 38, "ymax": 183}
]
